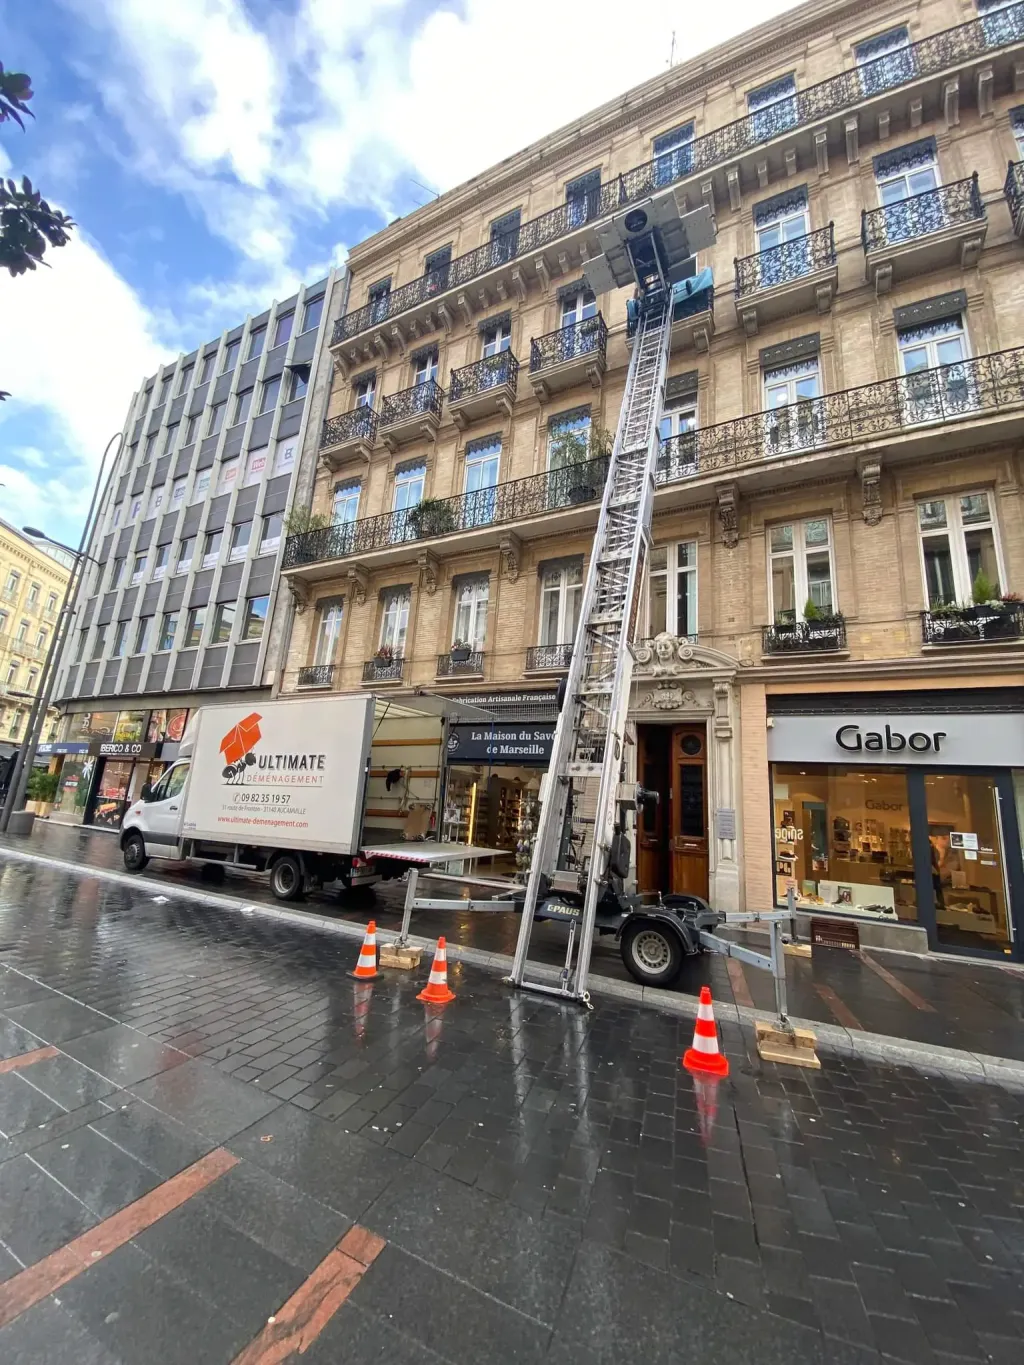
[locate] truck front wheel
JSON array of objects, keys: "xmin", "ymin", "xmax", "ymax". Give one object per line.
[
  {"xmin": 122, "ymin": 832, "xmax": 149, "ymax": 874},
  {"xmin": 620, "ymin": 919, "xmax": 684, "ymax": 988},
  {"xmin": 269, "ymin": 853, "xmax": 304, "ymax": 902}
]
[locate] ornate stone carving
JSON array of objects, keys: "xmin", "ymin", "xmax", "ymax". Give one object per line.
[
  {"xmin": 858, "ymin": 455, "xmax": 883, "ymax": 526},
  {"xmin": 717, "ymin": 484, "xmax": 739, "ymax": 549},
  {"xmin": 637, "ymin": 683, "xmax": 700, "ymax": 712},
  {"xmin": 287, "ymin": 579, "xmax": 311, "ymax": 615},
  {"xmin": 417, "ymin": 550, "xmax": 439, "ymax": 596},
  {"xmin": 499, "ymin": 532, "xmax": 522, "ymax": 583},
  {"xmin": 346, "ymin": 566, "xmax": 368, "ymax": 606}
]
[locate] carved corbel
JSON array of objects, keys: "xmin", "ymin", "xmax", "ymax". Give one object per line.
[
  {"xmin": 346, "ymin": 566, "xmax": 368, "ymax": 605},
  {"xmin": 756, "ymin": 159, "xmax": 769, "ymax": 189},
  {"xmin": 533, "ymin": 255, "xmax": 551, "ymax": 291},
  {"xmin": 977, "ymin": 67, "xmax": 993, "ymax": 118},
  {"xmin": 372, "ymin": 332, "xmax": 390, "ymax": 362},
  {"xmin": 457, "ymin": 293, "xmax": 473, "ymax": 327},
  {"xmin": 417, "ymin": 550, "xmax": 440, "ymax": 595},
  {"xmin": 557, "ymin": 250, "xmax": 571, "ymax": 277},
  {"xmin": 717, "ymin": 484, "xmax": 739, "ymax": 549},
  {"xmin": 909, "ymin": 97, "xmax": 923, "ymax": 129},
  {"xmin": 813, "ymin": 130, "xmax": 828, "ymax": 176},
  {"xmin": 288, "ymin": 579, "xmax": 311, "ymax": 615},
  {"xmin": 332, "ymin": 353, "xmax": 350, "ymax": 380},
  {"xmin": 739, "ymin": 306, "xmax": 758, "ymax": 338},
  {"xmin": 712, "ymin": 680, "xmax": 733, "ymax": 741},
  {"xmin": 1015, "ymin": 59, "xmax": 1024, "ymax": 94},
  {"xmin": 877, "ymin": 109, "xmax": 890, "ymax": 141},
  {"xmin": 511, "ymin": 267, "xmax": 528, "ymax": 304},
  {"xmin": 438, "ymin": 302, "xmax": 454, "ymax": 334},
  {"xmin": 693, "ymin": 324, "xmax": 712, "ymax": 353},
  {"xmin": 844, "ymin": 115, "xmax": 859, "ymax": 165},
  {"xmin": 858, "ymin": 455, "xmax": 883, "ymax": 527},
  {"xmin": 815, "ymin": 281, "xmax": 835, "ymax": 314},
  {"xmin": 390, "ymin": 326, "xmax": 406, "ymax": 357},
  {"xmin": 784, "ymin": 148, "xmax": 797, "ymax": 178},
  {"xmin": 476, "ymin": 288, "xmax": 489, "ymax": 313},
  {"xmin": 943, "ymin": 77, "xmax": 959, "ymax": 129},
  {"xmin": 726, "ymin": 166, "xmax": 741, "ymax": 212},
  {"xmin": 874, "ymin": 262, "xmax": 893, "ymax": 296},
  {"xmin": 586, "ymin": 360, "xmax": 603, "ymax": 388},
  {"xmin": 701, "ymin": 181, "xmax": 715, "ymax": 218},
  {"xmin": 499, "ymin": 532, "xmax": 522, "ymax": 583},
  {"xmin": 961, "ymin": 236, "xmax": 984, "ymax": 271}
]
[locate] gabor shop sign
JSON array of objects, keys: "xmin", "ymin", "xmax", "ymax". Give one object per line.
[
  {"xmin": 835, "ymin": 723, "xmax": 946, "ymax": 754},
  {"xmin": 767, "ymin": 712, "xmax": 1024, "ymax": 768}
]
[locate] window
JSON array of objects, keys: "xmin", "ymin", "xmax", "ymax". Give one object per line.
[
  {"xmin": 259, "ymin": 376, "xmax": 281, "ymax": 414},
  {"xmin": 559, "ymin": 288, "xmax": 600, "ymax": 359},
  {"xmin": 176, "ymin": 538, "xmax": 195, "ymax": 573},
  {"xmin": 539, "ymin": 561, "xmax": 583, "ymax": 647},
  {"xmin": 413, "ymin": 348, "xmax": 438, "ymax": 386},
  {"xmin": 565, "ymin": 169, "xmax": 600, "ymax": 229},
  {"xmin": 191, "ymin": 468, "xmax": 211, "ymax": 503},
  {"xmin": 287, "ymin": 366, "xmax": 309, "ymax": 402},
  {"xmin": 129, "ymin": 497, "xmax": 142, "ymax": 520},
  {"xmin": 247, "ymin": 327, "xmax": 266, "ymax": 361},
  {"xmin": 747, "ymin": 73, "xmax": 797, "ymax": 139},
  {"xmin": 207, "ymin": 402, "xmax": 226, "ymax": 436},
  {"xmin": 212, "ymin": 601, "xmax": 235, "ymax": 643},
  {"xmin": 216, "ymin": 458, "xmax": 239, "ymax": 495},
  {"xmin": 313, "ymin": 600, "xmax": 344, "ymax": 666},
  {"xmin": 3, "ymin": 570, "xmax": 19, "ymax": 598},
  {"xmin": 332, "ymin": 483, "xmax": 361, "ymax": 526},
  {"xmin": 184, "ymin": 413, "xmax": 200, "ymax": 445},
  {"xmin": 133, "ymin": 617, "xmax": 153, "ymax": 654},
  {"xmin": 658, "ymin": 387, "xmax": 697, "ymax": 443},
  {"xmin": 259, "ymin": 513, "xmax": 283, "ymax": 555},
  {"xmin": 561, "ymin": 288, "xmax": 597, "ymax": 329},
  {"xmin": 424, "ymin": 245, "xmax": 452, "ymax": 296},
  {"xmin": 242, "ymin": 595, "xmax": 269, "ymax": 640},
  {"xmin": 647, "ymin": 542, "xmax": 697, "ymax": 639},
  {"xmin": 110, "ymin": 622, "xmax": 127, "ymax": 659},
  {"xmin": 131, "ymin": 554, "xmax": 147, "ymax": 585},
  {"xmin": 222, "ymin": 339, "xmax": 240, "ymax": 372},
  {"xmin": 27, "ymin": 669, "xmax": 37, "ymax": 694},
  {"xmin": 353, "ymin": 373, "xmax": 376, "ymax": 408},
  {"xmin": 453, "ymin": 576, "xmax": 489, "ymax": 650},
  {"xmin": 177, "ymin": 364, "xmax": 193, "ymax": 395},
  {"xmin": 9, "ymin": 713, "xmax": 20, "ymax": 737},
  {"xmin": 229, "ymin": 521, "xmax": 252, "ymax": 560},
  {"xmin": 170, "ymin": 477, "xmax": 187, "ymax": 510},
  {"xmin": 184, "ymin": 607, "xmax": 206, "ymax": 648},
  {"xmin": 481, "ymin": 317, "xmax": 511, "ymax": 357},
  {"xmin": 202, "ymin": 530, "xmax": 222, "ymax": 569},
  {"xmin": 547, "ymin": 407, "xmax": 591, "ymax": 471},
  {"xmin": 874, "ymin": 141, "xmax": 941, "ymax": 243},
  {"xmin": 163, "ymin": 423, "xmax": 178, "ymax": 455},
  {"xmin": 147, "ymin": 486, "xmax": 164, "ymax": 519},
  {"xmin": 763, "ymin": 356, "xmax": 823, "ymax": 453},
  {"xmin": 199, "ymin": 353, "xmax": 216, "ymax": 385},
  {"xmin": 978, "ymin": 0, "xmax": 1024, "ymax": 47},
  {"xmin": 392, "ymin": 463, "xmax": 425, "ymax": 524},
  {"xmin": 489, "ymin": 209, "xmax": 520, "ymax": 267},
  {"xmin": 110, "ymin": 559, "xmax": 124, "ymax": 590},
  {"xmin": 272, "ymin": 439, "xmax": 296, "ymax": 476},
  {"xmin": 1012, "ymin": 107, "xmax": 1024, "ymax": 161},
  {"xmin": 111, "ymin": 503, "xmax": 122, "ymax": 530},
  {"xmin": 158, "ymin": 612, "xmax": 178, "ymax": 651},
  {"xmin": 74, "ymin": 630, "xmax": 87, "ymax": 664},
  {"xmin": 243, "ymin": 447, "xmax": 268, "ymax": 486},
  {"xmin": 897, "ymin": 315, "xmax": 972, "ymax": 421},
  {"xmin": 302, "ymin": 295, "xmax": 324, "ymax": 333},
  {"xmin": 367, "ymin": 278, "xmax": 391, "ymax": 324},
  {"xmin": 232, "ymin": 388, "xmax": 253, "ymax": 425},
  {"xmin": 379, "ymin": 589, "xmax": 410, "ymax": 656},
  {"xmin": 0, "ymin": 611, "xmax": 7, "ymax": 637},
  {"xmin": 152, "ymin": 544, "xmax": 169, "ymax": 580},
  {"xmin": 918, "ymin": 492, "xmax": 1002, "ymax": 608},
  {"xmin": 91, "ymin": 627, "xmax": 106, "ymax": 660},
  {"xmin": 273, "ymin": 312, "xmax": 294, "ymax": 348},
  {"xmin": 855, "ymin": 26, "xmax": 914, "ymax": 95},
  {"xmin": 653, "ymin": 122, "xmax": 694, "ymax": 187},
  {"xmin": 26, "ymin": 582, "xmax": 40, "ymax": 609},
  {"xmin": 769, "ymin": 518, "xmax": 835, "ymax": 623},
  {"xmin": 45, "ymin": 591, "xmax": 57, "ymax": 615},
  {"xmin": 754, "ymin": 189, "xmax": 811, "ymax": 285},
  {"xmin": 464, "ymin": 436, "xmax": 501, "ymax": 527},
  {"xmin": 15, "ymin": 619, "xmax": 28, "ymax": 642},
  {"xmin": 144, "ymin": 433, "xmax": 157, "ymax": 460},
  {"xmin": 35, "ymin": 628, "xmax": 46, "ymax": 650},
  {"xmin": 5, "ymin": 660, "xmax": 17, "ymax": 685},
  {"xmin": 158, "ymin": 376, "xmax": 172, "ymax": 405}
]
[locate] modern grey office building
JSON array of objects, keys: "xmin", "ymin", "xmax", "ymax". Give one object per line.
[{"xmin": 48, "ymin": 269, "xmax": 344, "ymax": 827}]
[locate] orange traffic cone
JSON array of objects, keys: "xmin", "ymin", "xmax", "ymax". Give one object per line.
[
  {"xmin": 416, "ymin": 937, "xmax": 455, "ymax": 1004},
  {"xmin": 350, "ymin": 921, "xmax": 378, "ymax": 980},
  {"xmin": 682, "ymin": 986, "xmax": 729, "ymax": 1077}
]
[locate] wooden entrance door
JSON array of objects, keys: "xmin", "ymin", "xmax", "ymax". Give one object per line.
[
  {"xmin": 636, "ymin": 726, "xmax": 669, "ymax": 893},
  {"xmin": 670, "ymin": 725, "xmax": 709, "ymax": 898}
]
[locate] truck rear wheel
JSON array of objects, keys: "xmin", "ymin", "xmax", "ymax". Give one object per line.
[
  {"xmin": 122, "ymin": 832, "xmax": 149, "ymax": 874},
  {"xmin": 620, "ymin": 919, "xmax": 684, "ymax": 988},
  {"xmin": 269, "ymin": 853, "xmax": 304, "ymax": 902}
]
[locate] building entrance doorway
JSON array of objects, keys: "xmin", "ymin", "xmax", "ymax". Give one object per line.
[{"xmin": 636, "ymin": 723, "xmax": 710, "ymax": 899}]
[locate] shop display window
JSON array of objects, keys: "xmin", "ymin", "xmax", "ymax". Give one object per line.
[
  {"xmin": 91, "ymin": 759, "xmax": 134, "ymax": 829},
  {"xmin": 146, "ymin": 708, "xmax": 189, "ymax": 743},
  {"xmin": 113, "ymin": 711, "xmax": 147, "ymax": 743},
  {"xmin": 66, "ymin": 711, "xmax": 117, "ymax": 742}
]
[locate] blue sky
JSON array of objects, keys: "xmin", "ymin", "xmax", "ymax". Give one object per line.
[{"xmin": 0, "ymin": 0, "xmax": 799, "ymax": 548}]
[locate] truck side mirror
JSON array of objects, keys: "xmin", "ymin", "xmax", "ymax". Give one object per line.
[{"xmin": 140, "ymin": 783, "xmax": 153, "ymax": 802}]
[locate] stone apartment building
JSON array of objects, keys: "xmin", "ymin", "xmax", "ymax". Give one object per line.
[
  {"xmin": 281, "ymin": 0, "xmax": 1024, "ymax": 960},
  {"xmin": 49, "ymin": 273, "xmax": 338, "ymax": 829},
  {"xmin": 0, "ymin": 519, "xmax": 71, "ymax": 759}
]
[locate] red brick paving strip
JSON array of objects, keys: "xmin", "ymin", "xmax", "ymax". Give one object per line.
[
  {"xmin": 0, "ymin": 1045, "xmax": 60, "ymax": 1074},
  {"xmin": 814, "ymin": 982, "xmax": 864, "ymax": 1031},
  {"xmin": 857, "ymin": 952, "xmax": 936, "ymax": 1012},
  {"xmin": 0, "ymin": 1146, "xmax": 239, "ymax": 1329},
  {"xmin": 231, "ymin": 1225, "xmax": 387, "ymax": 1365}
]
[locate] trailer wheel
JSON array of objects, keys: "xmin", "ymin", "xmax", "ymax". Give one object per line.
[
  {"xmin": 122, "ymin": 831, "xmax": 149, "ymax": 874},
  {"xmin": 620, "ymin": 920, "xmax": 684, "ymax": 988},
  {"xmin": 269, "ymin": 853, "xmax": 304, "ymax": 902}
]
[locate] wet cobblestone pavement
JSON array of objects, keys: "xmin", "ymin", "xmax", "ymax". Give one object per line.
[{"xmin": 0, "ymin": 857, "xmax": 1023, "ymax": 1362}]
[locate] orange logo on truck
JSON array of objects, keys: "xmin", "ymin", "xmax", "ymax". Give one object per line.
[{"xmin": 220, "ymin": 712, "xmax": 262, "ymax": 781}]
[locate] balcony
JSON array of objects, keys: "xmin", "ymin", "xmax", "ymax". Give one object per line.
[
  {"xmin": 651, "ymin": 346, "xmax": 1024, "ymax": 489},
  {"xmin": 529, "ymin": 316, "xmax": 607, "ymax": 400},
  {"xmin": 525, "ymin": 643, "xmax": 573, "ymax": 673},
  {"xmin": 1004, "ymin": 160, "xmax": 1024, "ymax": 236},
  {"xmin": 378, "ymin": 380, "xmax": 444, "ymax": 451},
  {"xmin": 448, "ymin": 352, "xmax": 518, "ymax": 429},
  {"xmin": 297, "ymin": 664, "xmax": 335, "ymax": 688},
  {"xmin": 331, "ymin": 6, "xmax": 1024, "ymax": 355},
  {"xmin": 921, "ymin": 602, "xmax": 1024, "ymax": 646},
  {"xmin": 436, "ymin": 650, "xmax": 484, "ymax": 678},
  {"xmin": 762, "ymin": 616, "xmax": 847, "ymax": 655},
  {"xmin": 283, "ymin": 454, "xmax": 609, "ymax": 577},
  {"xmin": 861, "ymin": 176, "xmax": 986, "ymax": 292},
  {"xmin": 734, "ymin": 226, "xmax": 837, "ymax": 335},
  {"xmin": 362, "ymin": 656, "xmax": 406, "ymax": 684},
  {"xmin": 628, "ymin": 276, "xmax": 715, "ymax": 353},
  {"xmin": 320, "ymin": 408, "xmax": 377, "ymax": 471}
]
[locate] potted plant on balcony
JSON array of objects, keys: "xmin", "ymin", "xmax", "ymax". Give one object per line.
[
  {"xmin": 405, "ymin": 497, "xmax": 457, "ymax": 539},
  {"xmin": 773, "ymin": 607, "xmax": 798, "ymax": 634},
  {"xmin": 550, "ymin": 423, "xmax": 613, "ymax": 505},
  {"xmin": 450, "ymin": 638, "xmax": 472, "ymax": 663},
  {"xmin": 803, "ymin": 597, "xmax": 843, "ymax": 648},
  {"xmin": 375, "ymin": 643, "xmax": 394, "ymax": 662}
]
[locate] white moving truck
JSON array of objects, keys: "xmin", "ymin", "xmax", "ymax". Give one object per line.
[{"xmin": 119, "ymin": 692, "xmax": 489, "ymax": 900}]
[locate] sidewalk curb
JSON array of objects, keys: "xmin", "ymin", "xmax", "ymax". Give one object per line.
[{"xmin": 4, "ymin": 843, "xmax": 1024, "ymax": 1092}]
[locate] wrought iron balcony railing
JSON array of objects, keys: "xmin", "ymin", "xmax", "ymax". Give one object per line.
[
  {"xmin": 861, "ymin": 175, "xmax": 984, "ymax": 252},
  {"xmin": 283, "ymin": 455, "xmax": 610, "ymax": 569},
  {"xmin": 298, "ymin": 664, "xmax": 335, "ymax": 687},
  {"xmin": 735, "ymin": 225, "xmax": 835, "ymax": 297},
  {"xmin": 437, "ymin": 650, "xmax": 485, "ymax": 676},
  {"xmin": 332, "ymin": 5, "xmax": 1024, "ymax": 346},
  {"xmin": 762, "ymin": 615, "xmax": 847, "ymax": 654},
  {"xmin": 379, "ymin": 379, "xmax": 444, "ymax": 428},
  {"xmin": 362, "ymin": 656, "xmax": 406, "ymax": 683},
  {"xmin": 320, "ymin": 406, "xmax": 377, "ymax": 450},
  {"xmin": 525, "ymin": 643, "xmax": 573, "ymax": 671},
  {"xmin": 1004, "ymin": 159, "xmax": 1024, "ymax": 234},
  {"xmin": 626, "ymin": 284, "xmax": 714, "ymax": 340},
  {"xmin": 921, "ymin": 602, "xmax": 1024, "ymax": 645},
  {"xmin": 652, "ymin": 346, "xmax": 1024, "ymax": 484},
  {"xmin": 449, "ymin": 351, "xmax": 519, "ymax": 404},
  {"xmin": 530, "ymin": 315, "xmax": 607, "ymax": 373}
]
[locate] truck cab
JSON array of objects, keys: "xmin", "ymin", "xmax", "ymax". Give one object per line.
[{"xmin": 121, "ymin": 760, "xmax": 191, "ymax": 871}]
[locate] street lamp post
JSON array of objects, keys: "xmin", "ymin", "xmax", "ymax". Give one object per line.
[{"xmin": 0, "ymin": 433, "xmax": 123, "ymax": 834}]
